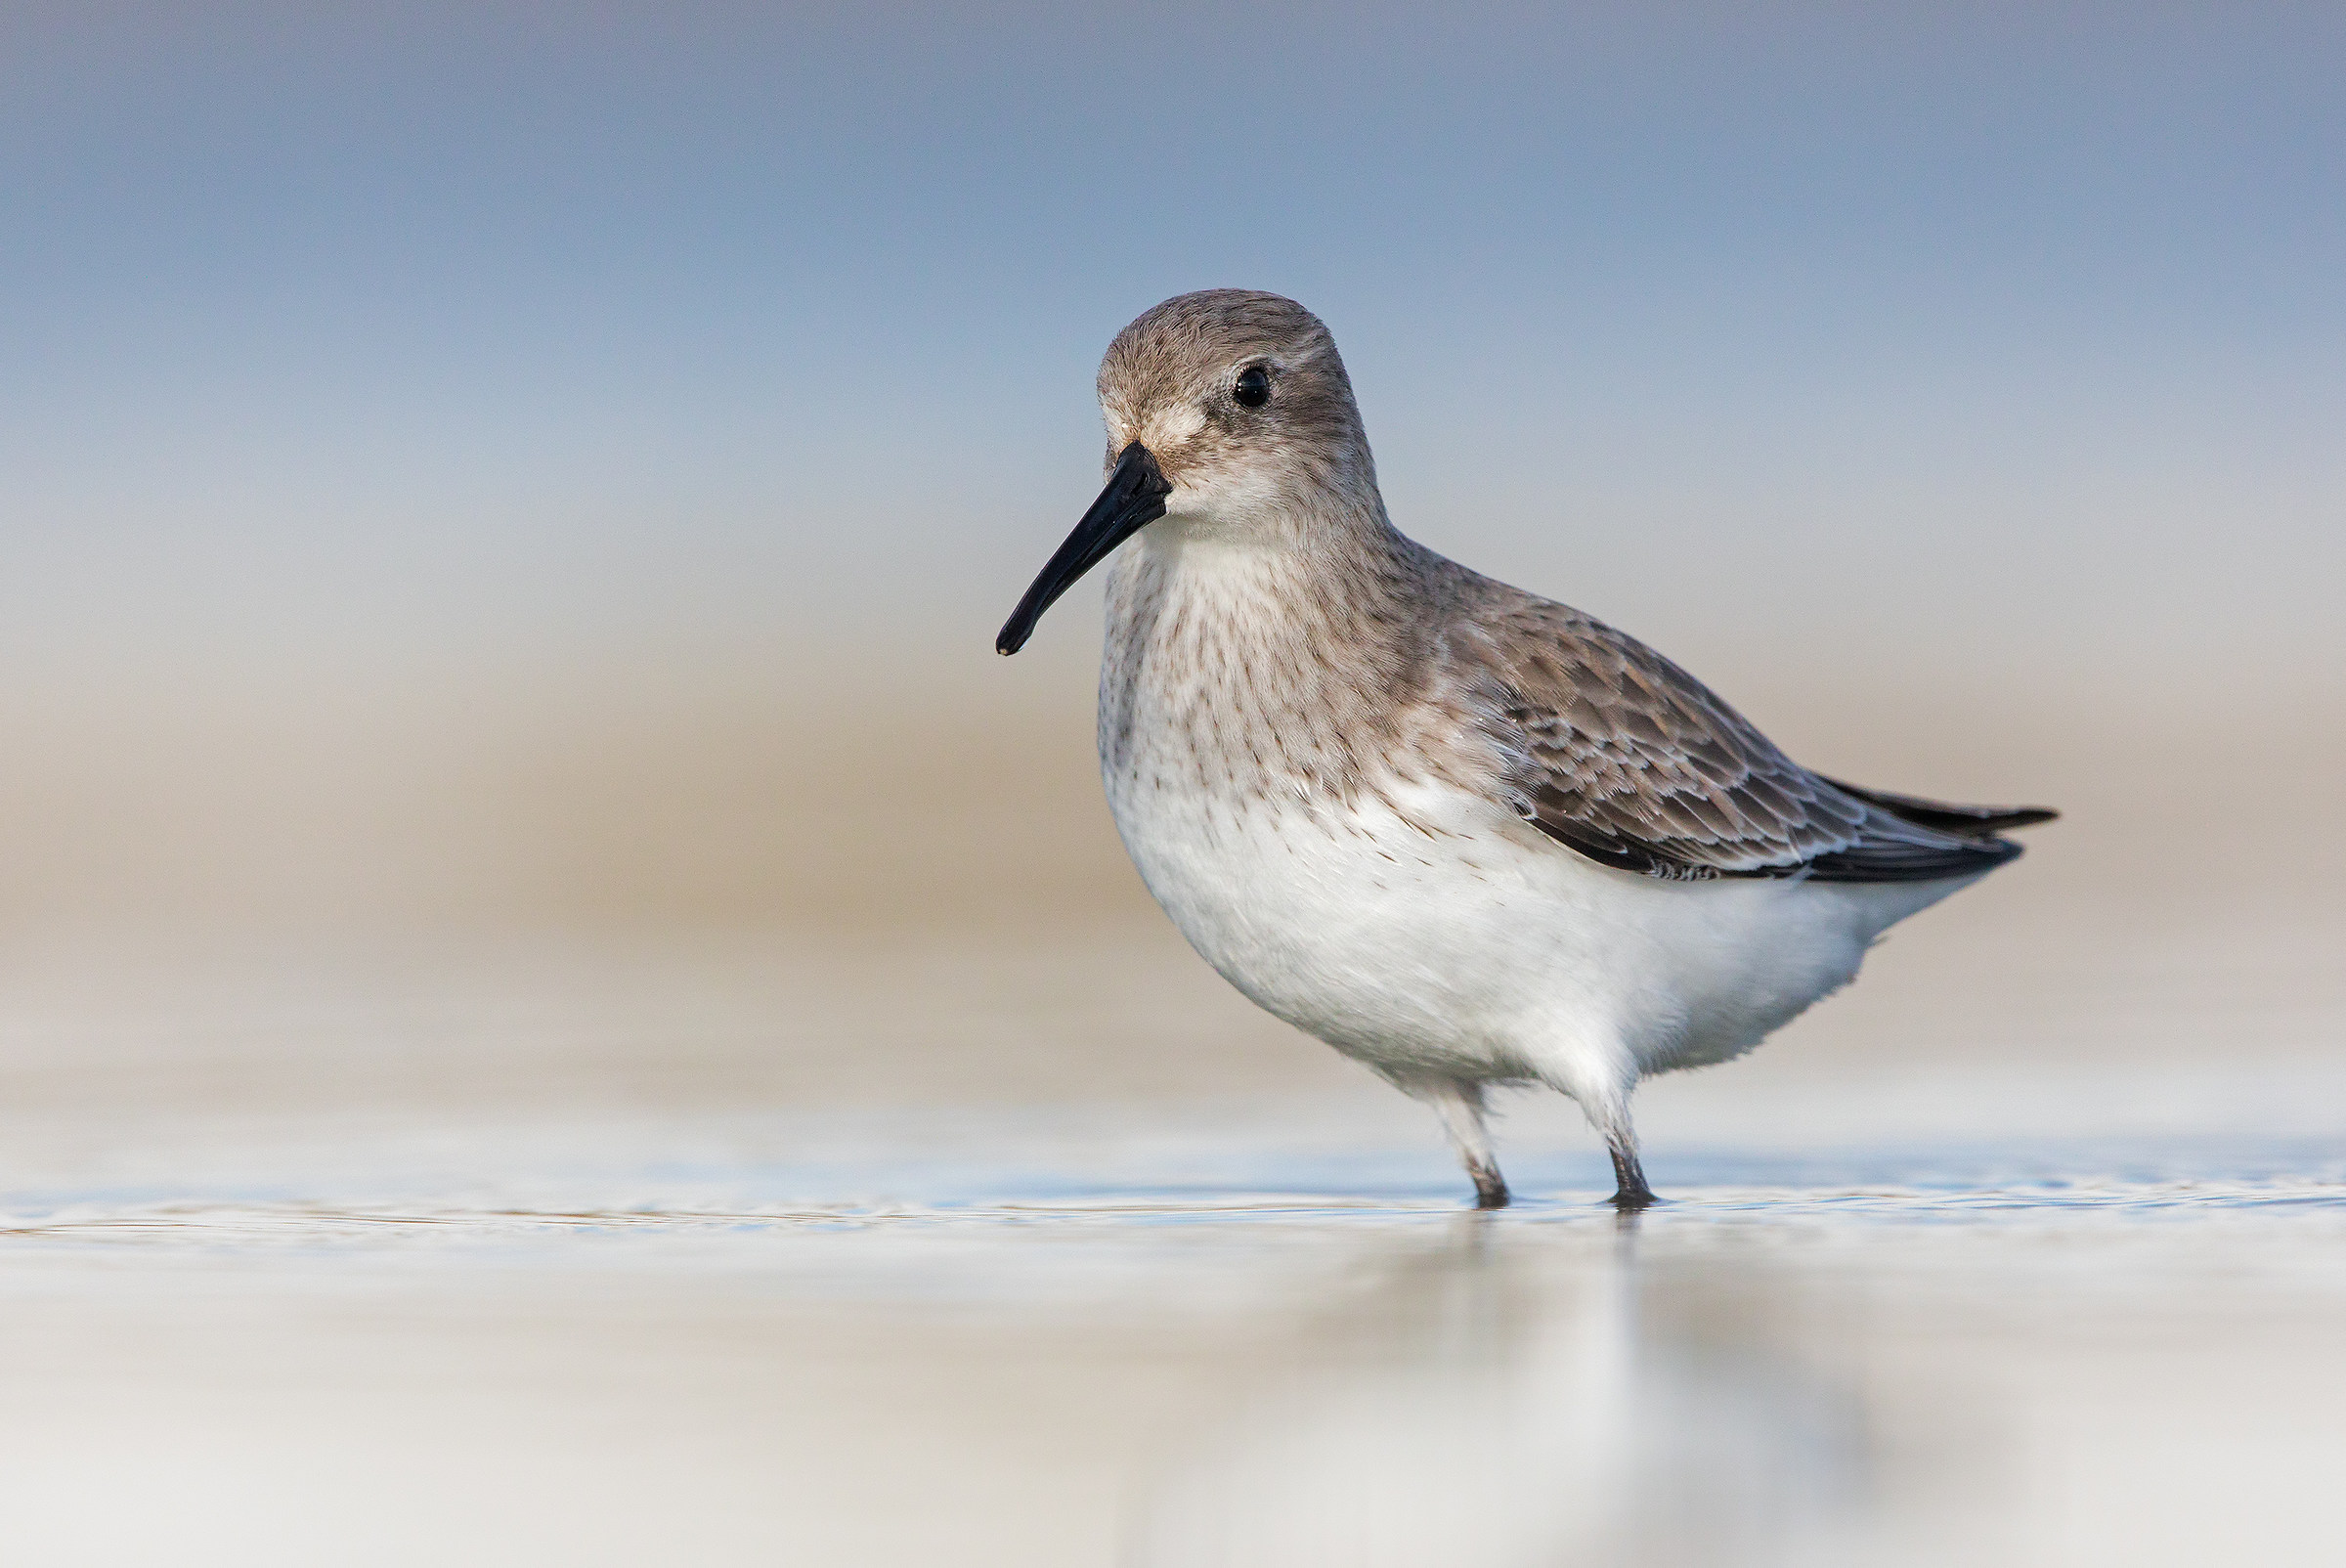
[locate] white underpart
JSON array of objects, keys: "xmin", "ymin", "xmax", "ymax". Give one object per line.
[
  {"xmin": 1108, "ymin": 753, "xmax": 1968, "ymax": 1124},
  {"xmin": 1101, "ymin": 533, "xmax": 1976, "ymax": 1139}
]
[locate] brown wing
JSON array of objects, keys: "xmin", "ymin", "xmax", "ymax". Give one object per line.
[{"xmin": 1461, "ymin": 596, "xmax": 2026, "ymax": 883}]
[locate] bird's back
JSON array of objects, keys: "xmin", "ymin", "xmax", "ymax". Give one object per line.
[{"xmin": 1428, "ymin": 563, "xmax": 2046, "ymax": 885}]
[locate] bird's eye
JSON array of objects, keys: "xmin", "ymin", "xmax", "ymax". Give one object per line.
[{"xmin": 1233, "ymin": 366, "xmax": 1272, "ymax": 408}]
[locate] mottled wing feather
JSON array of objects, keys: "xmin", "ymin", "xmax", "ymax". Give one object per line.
[{"xmin": 1459, "ymin": 595, "xmax": 2023, "ymax": 884}]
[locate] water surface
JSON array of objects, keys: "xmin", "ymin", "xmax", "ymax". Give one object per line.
[{"xmin": 2, "ymin": 1088, "xmax": 2340, "ymax": 1568}]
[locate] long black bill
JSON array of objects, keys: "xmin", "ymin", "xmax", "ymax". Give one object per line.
[{"xmin": 996, "ymin": 442, "xmax": 1172, "ymax": 655}]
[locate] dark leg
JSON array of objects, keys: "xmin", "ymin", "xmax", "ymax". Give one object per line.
[
  {"xmin": 1608, "ymin": 1132, "xmax": 1656, "ymax": 1211},
  {"xmin": 1469, "ymin": 1155, "xmax": 1510, "ymax": 1211},
  {"xmin": 1403, "ymin": 1075, "xmax": 1508, "ymax": 1210}
]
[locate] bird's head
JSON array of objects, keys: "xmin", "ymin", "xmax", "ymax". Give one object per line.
[{"xmin": 997, "ymin": 289, "xmax": 1377, "ymax": 655}]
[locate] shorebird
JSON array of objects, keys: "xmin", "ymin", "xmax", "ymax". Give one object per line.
[{"xmin": 997, "ymin": 289, "xmax": 2053, "ymax": 1210}]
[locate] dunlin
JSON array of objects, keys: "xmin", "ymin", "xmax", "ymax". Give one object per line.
[{"xmin": 997, "ymin": 290, "xmax": 2053, "ymax": 1210}]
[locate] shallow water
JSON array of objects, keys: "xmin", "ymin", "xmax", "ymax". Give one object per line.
[{"xmin": 2, "ymin": 1094, "xmax": 2342, "ymax": 1568}]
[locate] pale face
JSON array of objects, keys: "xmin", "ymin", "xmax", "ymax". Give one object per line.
[{"xmin": 1102, "ymin": 353, "xmax": 1314, "ymax": 535}]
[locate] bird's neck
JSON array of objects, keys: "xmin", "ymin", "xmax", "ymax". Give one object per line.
[
  {"xmin": 1098, "ymin": 502, "xmax": 1447, "ymax": 800},
  {"xmin": 1112, "ymin": 498, "xmax": 1424, "ymax": 666}
]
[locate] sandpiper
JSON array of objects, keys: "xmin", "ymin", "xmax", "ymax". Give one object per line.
[{"xmin": 997, "ymin": 289, "xmax": 2053, "ymax": 1210}]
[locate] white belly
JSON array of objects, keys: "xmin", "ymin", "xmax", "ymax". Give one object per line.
[{"xmin": 1104, "ymin": 760, "xmax": 1968, "ymax": 1099}]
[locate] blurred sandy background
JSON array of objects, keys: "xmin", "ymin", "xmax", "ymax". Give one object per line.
[
  {"xmin": 1, "ymin": 2, "xmax": 2339, "ymax": 1111},
  {"xmin": 0, "ymin": 66, "xmax": 2340, "ymax": 1518}
]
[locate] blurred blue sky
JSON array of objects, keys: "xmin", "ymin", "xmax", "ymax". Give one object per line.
[{"xmin": 1, "ymin": 2, "xmax": 2338, "ymax": 695}]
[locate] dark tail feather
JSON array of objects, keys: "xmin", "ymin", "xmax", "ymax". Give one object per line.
[
  {"xmin": 1819, "ymin": 777, "xmax": 2059, "ymax": 839},
  {"xmin": 1802, "ymin": 828, "xmax": 2026, "ymax": 883}
]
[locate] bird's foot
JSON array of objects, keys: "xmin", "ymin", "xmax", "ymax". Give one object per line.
[{"xmin": 1469, "ymin": 1162, "xmax": 1510, "ymax": 1210}]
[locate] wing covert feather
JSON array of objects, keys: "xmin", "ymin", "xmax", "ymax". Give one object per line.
[{"xmin": 1454, "ymin": 594, "xmax": 2018, "ymax": 883}]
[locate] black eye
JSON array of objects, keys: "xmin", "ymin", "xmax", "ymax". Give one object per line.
[{"xmin": 1233, "ymin": 366, "xmax": 1272, "ymax": 408}]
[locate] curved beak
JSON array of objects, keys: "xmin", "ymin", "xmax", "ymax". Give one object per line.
[{"xmin": 996, "ymin": 442, "xmax": 1172, "ymax": 655}]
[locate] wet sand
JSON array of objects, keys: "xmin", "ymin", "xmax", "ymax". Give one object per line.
[{"xmin": 0, "ymin": 1104, "xmax": 2340, "ymax": 1567}]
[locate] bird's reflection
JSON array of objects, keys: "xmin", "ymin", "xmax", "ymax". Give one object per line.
[{"xmin": 1130, "ymin": 1215, "xmax": 1868, "ymax": 1567}]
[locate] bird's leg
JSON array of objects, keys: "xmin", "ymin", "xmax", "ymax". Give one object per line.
[
  {"xmin": 1606, "ymin": 1122, "xmax": 1656, "ymax": 1212},
  {"xmin": 1410, "ymin": 1076, "xmax": 1507, "ymax": 1209},
  {"xmin": 1469, "ymin": 1155, "xmax": 1510, "ymax": 1211},
  {"xmin": 1555, "ymin": 1066, "xmax": 1659, "ymax": 1210}
]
